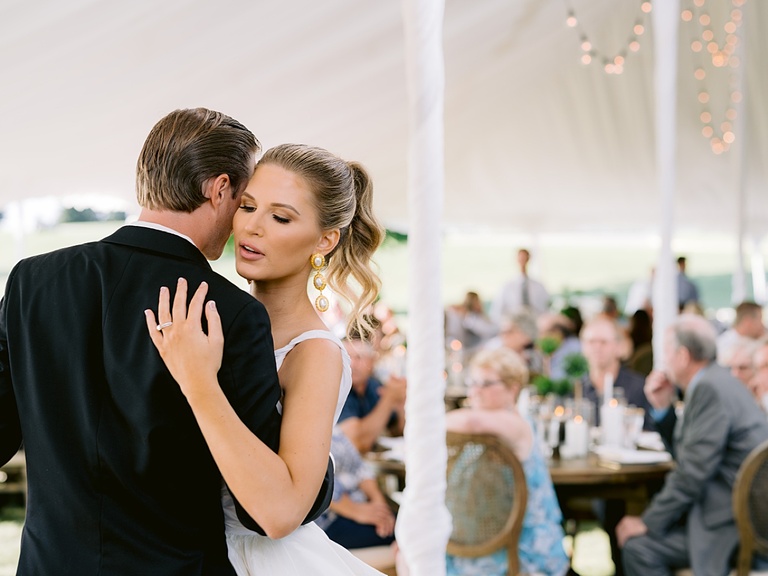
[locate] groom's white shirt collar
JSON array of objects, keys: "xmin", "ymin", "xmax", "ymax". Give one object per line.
[{"xmin": 129, "ymin": 221, "xmax": 197, "ymax": 249}]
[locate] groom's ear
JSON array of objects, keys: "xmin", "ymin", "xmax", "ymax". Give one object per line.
[{"xmin": 202, "ymin": 174, "xmax": 232, "ymax": 207}]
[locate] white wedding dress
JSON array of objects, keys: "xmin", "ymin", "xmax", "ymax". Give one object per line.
[{"xmin": 221, "ymin": 330, "xmax": 385, "ymax": 575}]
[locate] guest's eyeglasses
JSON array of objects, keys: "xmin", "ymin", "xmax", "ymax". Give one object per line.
[{"xmin": 466, "ymin": 378, "xmax": 505, "ymax": 389}]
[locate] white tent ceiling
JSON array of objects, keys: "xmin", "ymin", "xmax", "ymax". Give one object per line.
[{"xmin": 1, "ymin": 0, "xmax": 766, "ymax": 237}]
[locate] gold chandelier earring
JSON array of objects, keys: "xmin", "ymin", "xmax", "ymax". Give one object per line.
[{"xmin": 311, "ymin": 253, "xmax": 329, "ymax": 312}]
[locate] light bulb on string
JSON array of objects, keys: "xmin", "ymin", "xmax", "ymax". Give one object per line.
[
  {"xmin": 564, "ymin": 1, "xmax": 651, "ymax": 73},
  {"xmin": 684, "ymin": 0, "xmax": 746, "ymax": 156}
]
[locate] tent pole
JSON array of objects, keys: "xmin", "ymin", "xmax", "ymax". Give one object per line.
[
  {"xmin": 395, "ymin": 1, "xmax": 451, "ymax": 574},
  {"xmin": 651, "ymin": 0, "xmax": 680, "ymax": 367},
  {"xmin": 751, "ymin": 236, "xmax": 766, "ymax": 305},
  {"xmin": 731, "ymin": 2, "xmax": 748, "ymax": 304}
]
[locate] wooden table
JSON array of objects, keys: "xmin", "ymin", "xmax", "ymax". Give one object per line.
[
  {"xmin": 367, "ymin": 449, "xmax": 673, "ymax": 517},
  {"xmin": 549, "ymin": 452, "xmax": 673, "ymax": 515}
]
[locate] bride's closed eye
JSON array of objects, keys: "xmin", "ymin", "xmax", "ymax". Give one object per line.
[
  {"xmin": 239, "ymin": 204, "xmax": 256, "ymax": 213},
  {"xmin": 272, "ymin": 214, "xmax": 290, "ymax": 224}
]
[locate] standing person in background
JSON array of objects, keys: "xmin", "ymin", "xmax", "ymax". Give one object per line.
[
  {"xmin": 676, "ymin": 256, "xmax": 700, "ymax": 311},
  {"xmin": 491, "ymin": 248, "xmax": 550, "ymax": 322}
]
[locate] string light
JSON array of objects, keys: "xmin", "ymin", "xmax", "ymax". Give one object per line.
[
  {"xmin": 682, "ymin": 0, "xmax": 745, "ymax": 154},
  {"xmin": 564, "ymin": 0, "xmax": 651, "ymax": 75}
]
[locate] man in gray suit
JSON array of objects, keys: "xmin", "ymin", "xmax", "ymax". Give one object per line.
[{"xmin": 617, "ymin": 314, "xmax": 768, "ymax": 576}]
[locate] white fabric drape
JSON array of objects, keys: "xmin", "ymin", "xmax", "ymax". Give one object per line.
[
  {"xmin": 731, "ymin": 3, "xmax": 748, "ymax": 304},
  {"xmin": 652, "ymin": 0, "xmax": 680, "ymax": 365},
  {"xmin": 752, "ymin": 236, "xmax": 767, "ymax": 304},
  {"xmin": 394, "ymin": 1, "xmax": 452, "ymax": 575}
]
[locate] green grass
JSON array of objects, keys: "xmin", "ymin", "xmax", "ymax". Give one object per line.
[
  {"xmin": 2, "ymin": 222, "xmax": 761, "ymax": 321},
  {"xmin": 0, "ymin": 506, "xmax": 22, "ymax": 576}
]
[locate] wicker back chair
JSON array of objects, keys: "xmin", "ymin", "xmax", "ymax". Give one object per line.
[
  {"xmin": 445, "ymin": 432, "xmax": 527, "ymax": 575},
  {"xmin": 733, "ymin": 438, "xmax": 768, "ymax": 576}
]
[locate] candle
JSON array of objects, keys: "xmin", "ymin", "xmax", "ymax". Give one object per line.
[
  {"xmin": 600, "ymin": 400, "xmax": 625, "ymax": 448},
  {"xmin": 565, "ymin": 415, "xmax": 590, "ymax": 457},
  {"xmin": 603, "ymin": 372, "xmax": 614, "ymax": 405}
]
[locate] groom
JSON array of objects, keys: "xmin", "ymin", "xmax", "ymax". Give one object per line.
[{"xmin": 0, "ymin": 108, "xmax": 332, "ymax": 574}]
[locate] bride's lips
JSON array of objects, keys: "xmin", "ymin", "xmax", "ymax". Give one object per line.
[{"xmin": 238, "ymin": 243, "xmax": 264, "ymax": 260}]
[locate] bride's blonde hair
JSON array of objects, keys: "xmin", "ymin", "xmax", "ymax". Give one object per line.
[{"xmin": 258, "ymin": 144, "xmax": 384, "ymax": 338}]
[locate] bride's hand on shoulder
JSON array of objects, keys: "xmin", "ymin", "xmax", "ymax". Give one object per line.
[{"xmin": 144, "ymin": 278, "xmax": 224, "ymax": 401}]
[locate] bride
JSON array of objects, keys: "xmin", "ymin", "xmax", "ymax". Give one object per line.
[{"xmin": 145, "ymin": 143, "xmax": 388, "ymax": 574}]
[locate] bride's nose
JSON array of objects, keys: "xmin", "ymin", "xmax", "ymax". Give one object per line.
[{"xmin": 241, "ymin": 214, "xmax": 264, "ymax": 237}]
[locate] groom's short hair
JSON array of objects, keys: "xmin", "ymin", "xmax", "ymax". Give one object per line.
[{"xmin": 136, "ymin": 108, "xmax": 260, "ymax": 212}]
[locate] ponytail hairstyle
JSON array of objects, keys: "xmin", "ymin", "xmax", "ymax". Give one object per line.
[{"xmin": 258, "ymin": 144, "xmax": 384, "ymax": 338}]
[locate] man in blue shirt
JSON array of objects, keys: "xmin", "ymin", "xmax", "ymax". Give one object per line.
[{"xmin": 338, "ymin": 338, "xmax": 406, "ymax": 454}]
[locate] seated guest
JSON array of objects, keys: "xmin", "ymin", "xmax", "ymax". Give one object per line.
[
  {"xmin": 618, "ymin": 314, "xmax": 768, "ymax": 576},
  {"xmin": 579, "ymin": 315, "xmax": 654, "ymax": 429},
  {"xmin": 722, "ymin": 335, "xmax": 760, "ymax": 386},
  {"xmin": 749, "ymin": 339, "xmax": 768, "ymax": 414},
  {"xmin": 579, "ymin": 314, "xmax": 659, "ymax": 575},
  {"xmin": 626, "ymin": 309, "xmax": 653, "ymax": 377},
  {"xmin": 445, "ymin": 348, "xmax": 571, "ymax": 576},
  {"xmin": 444, "ymin": 290, "xmax": 498, "ymax": 361},
  {"xmin": 484, "ymin": 311, "xmax": 543, "ymax": 376},
  {"xmin": 537, "ymin": 312, "xmax": 582, "ymax": 380},
  {"xmin": 338, "ymin": 337, "xmax": 406, "ymax": 454},
  {"xmin": 716, "ymin": 300, "xmax": 765, "ymax": 364},
  {"xmin": 317, "ymin": 427, "xmax": 396, "ymax": 549}
]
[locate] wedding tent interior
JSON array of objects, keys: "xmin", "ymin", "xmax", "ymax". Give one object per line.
[
  {"xmin": 2, "ymin": 0, "xmax": 766, "ymax": 238},
  {"xmin": 2, "ymin": 1, "xmax": 767, "ymax": 573}
]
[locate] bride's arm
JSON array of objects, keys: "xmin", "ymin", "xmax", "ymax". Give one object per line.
[{"xmin": 145, "ymin": 279, "xmax": 341, "ymax": 539}]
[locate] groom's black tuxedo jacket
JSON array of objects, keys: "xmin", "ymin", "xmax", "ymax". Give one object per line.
[{"xmin": 0, "ymin": 226, "xmax": 331, "ymax": 575}]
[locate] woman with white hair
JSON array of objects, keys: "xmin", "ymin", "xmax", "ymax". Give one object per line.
[{"xmin": 445, "ymin": 347, "xmax": 571, "ymax": 576}]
